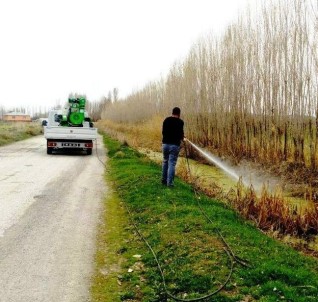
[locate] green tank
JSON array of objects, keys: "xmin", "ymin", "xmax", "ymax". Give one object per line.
[
  {"xmin": 68, "ymin": 97, "xmax": 85, "ymax": 125},
  {"xmin": 58, "ymin": 97, "xmax": 90, "ymax": 127}
]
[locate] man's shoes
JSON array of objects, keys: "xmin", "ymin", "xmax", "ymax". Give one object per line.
[{"xmin": 162, "ymin": 179, "xmax": 174, "ymax": 187}]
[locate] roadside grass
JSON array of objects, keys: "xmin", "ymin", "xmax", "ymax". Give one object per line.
[
  {"xmin": 92, "ymin": 133, "xmax": 318, "ymax": 302},
  {"xmin": 0, "ymin": 122, "xmax": 43, "ymax": 146},
  {"xmin": 91, "ymin": 192, "xmax": 131, "ymax": 301}
]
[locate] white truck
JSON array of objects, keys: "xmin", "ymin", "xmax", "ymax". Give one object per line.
[{"xmin": 44, "ymin": 107, "xmax": 97, "ymax": 155}]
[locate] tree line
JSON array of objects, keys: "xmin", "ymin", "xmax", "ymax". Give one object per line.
[{"xmin": 101, "ymin": 0, "xmax": 318, "ymax": 170}]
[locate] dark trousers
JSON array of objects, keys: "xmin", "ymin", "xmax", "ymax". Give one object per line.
[{"xmin": 162, "ymin": 144, "xmax": 180, "ymax": 186}]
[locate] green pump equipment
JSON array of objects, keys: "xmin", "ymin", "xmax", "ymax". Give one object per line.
[{"xmin": 57, "ymin": 97, "xmax": 90, "ymax": 127}]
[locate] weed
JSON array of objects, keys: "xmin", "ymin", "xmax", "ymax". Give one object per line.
[
  {"xmin": 229, "ymin": 178, "xmax": 318, "ymax": 236},
  {"xmin": 0, "ymin": 122, "xmax": 42, "ymax": 146}
]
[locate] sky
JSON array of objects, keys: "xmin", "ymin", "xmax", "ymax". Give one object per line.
[{"xmin": 0, "ymin": 0, "xmax": 256, "ymax": 111}]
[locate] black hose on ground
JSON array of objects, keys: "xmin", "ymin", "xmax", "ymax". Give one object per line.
[{"xmin": 96, "ymin": 136, "xmax": 251, "ymax": 301}]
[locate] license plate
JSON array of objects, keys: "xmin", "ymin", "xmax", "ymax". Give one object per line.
[{"xmin": 62, "ymin": 143, "xmax": 80, "ymax": 147}]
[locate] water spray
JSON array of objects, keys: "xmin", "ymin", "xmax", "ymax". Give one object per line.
[{"xmin": 184, "ymin": 138, "xmax": 241, "ymax": 182}]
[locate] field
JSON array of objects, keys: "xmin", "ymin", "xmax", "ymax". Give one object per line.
[
  {"xmin": 0, "ymin": 122, "xmax": 43, "ymax": 146},
  {"xmin": 91, "ymin": 134, "xmax": 318, "ymax": 301}
]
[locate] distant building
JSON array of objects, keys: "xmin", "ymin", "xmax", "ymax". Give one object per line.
[{"xmin": 3, "ymin": 112, "xmax": 32, "ymax": 122}]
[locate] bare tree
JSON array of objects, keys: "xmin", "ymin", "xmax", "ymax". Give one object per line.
[{"xmin": 101, "ymin": 0, "xmax": 318, "ymax": 170}]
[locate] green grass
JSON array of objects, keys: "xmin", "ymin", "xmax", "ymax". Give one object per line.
[
  {"xmin": 90, "ymin": 192, "xmax": 132, "ymax": 301},
  {"xmin": 92, "ymin": 133, "xmax": 318, "ymax": 302},
  {"xmin": 0, "ymin": 122, "xmax": 42, "ymax": 146}
]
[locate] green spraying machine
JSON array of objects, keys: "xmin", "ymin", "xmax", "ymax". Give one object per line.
[{"xmin": 57, "ymin": 97, "xmax": 92, "ymax": 127}]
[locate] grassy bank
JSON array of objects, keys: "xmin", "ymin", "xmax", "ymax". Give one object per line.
[
  {"xmin": 0, "ymin": 122, "xmax": 43, "ymax": 146},
  {"xmin": 92, "ymin": 134, "xmax": 318, "ymax": 302}
]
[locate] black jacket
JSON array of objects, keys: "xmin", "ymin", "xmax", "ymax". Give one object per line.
[{"xmin": 162, "ymin": 116, "xmax": 184, "ymax": 146}]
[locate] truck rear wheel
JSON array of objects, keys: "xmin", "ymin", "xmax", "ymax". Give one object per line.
[
  {"xmin": 47, "ymin": 147, "xmax": 53, "ymax": 154},
  {"xmin": 87, "ymin": 149, "xmax": 92, "ymax": 155}
]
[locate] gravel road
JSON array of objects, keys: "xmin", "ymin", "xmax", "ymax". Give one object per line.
[{"xmin": 0, "ymin": 135, "xmax": 106, "ymax": 302}]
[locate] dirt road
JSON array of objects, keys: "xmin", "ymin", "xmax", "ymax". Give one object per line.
[{"xmin": 0, "ymin": 135, "xmax": 106, "ymax": 302}]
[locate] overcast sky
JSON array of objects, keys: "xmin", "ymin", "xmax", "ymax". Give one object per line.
[{"xmin": 0, "ymin": 0, "xmax": 257, "ymax": 110}]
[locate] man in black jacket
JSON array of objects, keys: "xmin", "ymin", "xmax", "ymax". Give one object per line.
[{"xmin": 161, "ymin": 107, "xmax": 184, "ymax": 187}]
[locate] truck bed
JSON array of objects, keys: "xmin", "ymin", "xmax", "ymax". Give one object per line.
[{"xmin": 44, "ymin": 126, "xmax": 98, "ymax": 140}]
